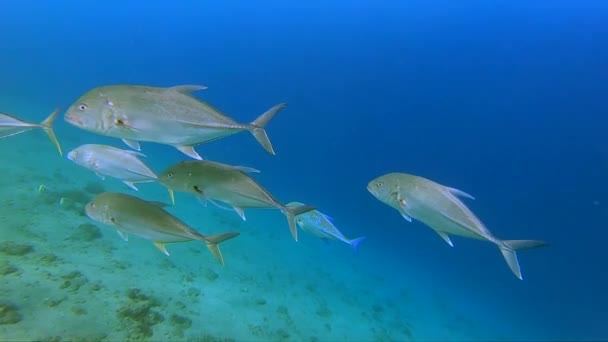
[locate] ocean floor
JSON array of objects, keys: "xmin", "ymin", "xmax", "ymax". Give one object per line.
[{"xmin": 0, "ymin": 111, "xmax": 537, "ymax": 341}]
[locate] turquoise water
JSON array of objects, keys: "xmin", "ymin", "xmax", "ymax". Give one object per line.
[{"xmin": 1, "ymin": 1, "xmax": 607, "ymax": 341}]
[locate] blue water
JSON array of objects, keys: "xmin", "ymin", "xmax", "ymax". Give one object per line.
[{"xmin": 1, "ymin": 0, "xmax": 607, "ymax": 340}]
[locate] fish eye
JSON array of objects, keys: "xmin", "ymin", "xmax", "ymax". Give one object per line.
[
  {"xmin": 167, "ymin": 172, "xmax": 174, "ymax": 179},
  {"xmin": 78, "ymin": 104, "xmax": 87, "ymax": 111},
  {"xmin": 377, "ymin": 181, "xmax": 384, "ymax": 187}
]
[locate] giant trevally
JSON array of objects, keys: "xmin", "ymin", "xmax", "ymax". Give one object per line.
[
  {"xmin": 63, "ymin": 84, "xmax": 285, "ymax": 160},
  {"xmin": 157, "ymin": 160, "xmax": 315, "ymax": 241},
  {"xmin": 0, "ymin": 108, "xmax": 62, "ymax": 155},
  {"xmin": 367, "ymin": 172, "xmax": 548, "ymax": 280},
  {"xmin": 287, "ymin": 202, "xmax": 366, "ymax": 252},
  {"xmin": 68, "ymin": 144, "xmax": 158, "ymax": 191},
  {"xmin": 85, "ymin": 192, "xmax": 239, "ymax": 265}
]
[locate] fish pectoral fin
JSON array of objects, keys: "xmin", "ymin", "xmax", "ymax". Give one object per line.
[
  {"xmin": 437, "ymin": 231, "xmax": 454, "ymax": 247},
  {"xmin": 123, "ymin": 181, "xmax": 139, "ymax": 191},
  {"xmin": 195, "ymin": 194, "xmax": 208, "ymax": 207},
  {"xmin": 121, "ymin": 139, "xmax": 141, "ymax": 151},
  {"xmin": 175, "ymin": 145, "xmax": 203, "ymax": 160},
  {"xmin": 446, "ymin": 186, "xmax": 475, "ymax": 200},
  {"xmin": 400, "ymin": 211, "xmax": 413, "ymax": 222},
  {"xmin": 116, "ymin": 229, "xmax": 129, "ymax": 241},
  {"xmin": 168, "ymin": 84, "xmax": 208, "ymax": 95},
  {"xmin": 154, "ymin": 242, "xmax": 170, "ymax": 256},
  {"xmin": 167, "ymin": 188, "xmax": 175, "ymax": 205},
  {"xmin": 233, "ymin": 206, "xmax": 246, "ymax": 221}
]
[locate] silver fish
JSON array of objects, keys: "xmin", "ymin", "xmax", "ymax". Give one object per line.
[
  {"xmin": 85, "ymin": 192, "xmax": 239, "ymax": 265},
  {"xmin": 367, "ymin": 172, "xmax": 548, "ymax": 279},
  {"xmin": 0, "ymin": 108, "xmax": 62, "ymax": 155},
  {"xmin": 67, "ymin": 144, "xmax": 158, "ymax": 191},
  {"xmin": 64, "ymin": 84, "xmax": 285, "ymax": 160},
  {"xmin": 287, "ymin": 202, "xmax": 366, "ymax": 251},
  {"xmin": 157, "ymin": 160, "xmax": 315, "ymax": 241}
]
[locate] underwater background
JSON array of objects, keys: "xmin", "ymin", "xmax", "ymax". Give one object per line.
[{"xmin": 1, "ymin": 0, "xmax": 607, "ymax": 341}]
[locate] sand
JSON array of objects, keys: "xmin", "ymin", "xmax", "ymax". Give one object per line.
[{"xmin": 0, "ymin": 105, "xmax": 535, "ymax": 342}]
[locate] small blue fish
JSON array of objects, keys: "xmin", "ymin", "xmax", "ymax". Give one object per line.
[{"xmin": 287, "ymin": 202, "xmax": 366, "ymax": 252}]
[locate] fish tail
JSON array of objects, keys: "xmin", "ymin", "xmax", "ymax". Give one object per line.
[
  {"xmin": 349, "ymin": 236, "xmax": 367, "ymax": 253},
  {"xmin": 41, "ymin": 108, "xmax": 63, "ymax": 156},
  {"xmin": 249, "ymin": 103, "xmax": 286, "ymax": 155},
  {"xmin": 202, "ymin": 232, "xmax": 240, "ymax": 266},
  {"xmin": 282, "ymin": 203, "xmax": 316, "ymax": 242},
  {"xmin": 498, "ymin": 239, "xmax": 548, "ymax": 280}
]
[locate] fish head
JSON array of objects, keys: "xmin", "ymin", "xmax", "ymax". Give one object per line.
[
  {"xmin": 367, "ymin": 173, "xmax": 401, "ymax": 204},
  {"xmin": 158, "ymin": 161, "xmax": 200, "ymax": 194},
  {"xmin": 64, "ymin": 88, "xmax": 127, "ymax": 135},
  {"xmin": 67, "ymin": 145, "xmax": 94, "ymax": 166},
  {"xmin": 85, "ymin": 194, "xmax": 116, "ymax": 226}
]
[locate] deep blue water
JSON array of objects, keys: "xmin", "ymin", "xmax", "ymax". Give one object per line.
[{"xmin": 1, "ymin": 0, "xmax": 607, "ymax": 340}]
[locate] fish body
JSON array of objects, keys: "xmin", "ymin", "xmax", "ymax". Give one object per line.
[
  {"xmin": 287, "ymin": 202, "xmax": 366, "ymax": 251},
  {"xmin": 367, "ymin": 172, "xmax": 547, "ymax": 279},
  {"xmin": 64, "ymin": 84, "xmax": 285, "ymax": 159},
  {"xmin": 67, "ymin": 144, "xmax": 158, "ymax": 190},
  {"xmin": 158, "ymin": 160, "xmax": 315, "ymax": 241},
  {"xmin": 85, "ymin": 192, "xmax": 239, "ymax": 265},
  {"xmin": 0, "ymin": 109, "xmax": 62, "ymax": 155}
]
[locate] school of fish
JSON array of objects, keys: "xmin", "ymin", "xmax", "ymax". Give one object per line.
[{"xmin": 1, "ymin": 83, "xmax": 548, "ymax": 278}]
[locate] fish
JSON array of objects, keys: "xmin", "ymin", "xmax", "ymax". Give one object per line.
[
  {"xmin": 367, "ymin": 172, "xmax": 548, "ymax": 280},
  {"xmin": 287, "ymin": 202, "xmax": 366, "ymax": 252},
  {"xmin": 0, "ymin": 108, "xmax": 62, "ymax": 155},
  {"xmin": 67, "ymin": 144, "xmax": 158, "ymax": 191},
  {"xmin": 64, "ymin": 84, "xmax": 285, "ymax": 160},
  {"xmin": 85, "ymin": 192, "xmax": 239, "ymax": 265},
  {"xmin": 157, "ymin": 160, "xmax": 315, "ymax": 241}
]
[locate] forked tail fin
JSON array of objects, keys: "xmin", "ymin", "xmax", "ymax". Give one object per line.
[
  {"xmin": 203, "ymin": 232, "xmax": 240, "ymax": 266},
  {"xmin": 41, "ymin": 108, "xmax": 62, "ymax": 156},
  {"xmin": 499, "ymin": 239, "xmax": 548, "ymax": 280},
  {"xmin": 249, "ymin": 103, "xmax": 286, "ymax": 155},
  {"xmin": 281, "ymin": 203, "xmax": 315, "ymax": 242},
  {"xmin": 349, "ymin": 236, "xmax": 367, "ymax": 253}
]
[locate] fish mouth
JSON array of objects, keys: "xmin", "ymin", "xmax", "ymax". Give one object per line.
[
  {"xmin": 64, "ymin": 113, "xmax": 82, "ymax": 126},
  {"xmin": 366, "ymin": 185, "xmax": 376, "ymax": 196}
]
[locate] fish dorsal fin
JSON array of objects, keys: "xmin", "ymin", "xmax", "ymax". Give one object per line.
[
  {"xmin": 175, "ymin": 145, "xmax": 203, "ymax": 160},
  {"xmin": 437, "ymin": 231, "xmax": 454, "ymax": 247},
  {"xmin": 446, "ymin": 186, "xmax": 475, "ymax": 200},
  {"xmin": 168, "ymin": 85, "xmax": 208, "ymax": 95},
  {"xmin": 122, "ymin": 139, "xmax": 141, "ymax": 151},
  {"xmin": 116, "ymin": 229, "xmax": 128, "ymax": 241},
  {"xmin": 154, "ymin": 242, "xmax": 170, "ymax": 256},
  {"xmin": 319, "ymin": 212, "xmax": 334, "ymax": 223}
]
